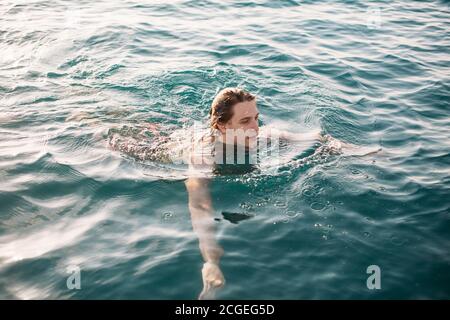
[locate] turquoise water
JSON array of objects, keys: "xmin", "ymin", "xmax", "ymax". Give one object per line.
[{"xmin": 1, "ymin": 0, "xmax": 449, "ymax": 299}]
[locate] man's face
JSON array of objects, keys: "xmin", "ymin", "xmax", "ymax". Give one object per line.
[{"xmin": 220, "ymin": 99, "xmax": 259, "ymax": 148}]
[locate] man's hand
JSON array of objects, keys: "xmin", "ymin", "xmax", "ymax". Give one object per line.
[{"xmin": 199, "ymin": 262, "xmax": 225, "ymax": 300}]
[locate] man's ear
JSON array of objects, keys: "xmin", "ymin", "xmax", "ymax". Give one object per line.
[{"xmin": 217, "ymin": 122, "xmax": 226, "ymax": 134}]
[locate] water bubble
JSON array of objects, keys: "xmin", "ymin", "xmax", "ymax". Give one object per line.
[
  {"xmin": 281, "ymin": 216, "xmax": 290, "ymax": 223},
  {"xmin": 274, "ymin": 200, "xmax": 287, "ymax": 208},
  {"xmin": 390, "ymin": 236, "xmax": 407, "ymax": 246},
  {"xmin": 239, "ymin": 202, "xmax": 254, "ymax": 211},
  {"xmin": 302, "ymin": 188, "xmax": 313, "ymax": 197},
  {"xmin": 310, "ymin": 202, "xmax": 326, "ymax": 211},
  {"xmin": 162, "ymin": 211, "xmax": 174, "ymax": 222},
  {"xmin": 272, "ymin": 216, "xmax": 290, "ymax": 224},
  {"xmin": 286, "ymin": 210, "xmax": 301, "ymax": 218}
]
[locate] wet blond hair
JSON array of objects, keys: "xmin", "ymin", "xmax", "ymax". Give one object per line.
[{"xmin": 209, "ymin": 87, "xmax": 256, "ymax": 130}]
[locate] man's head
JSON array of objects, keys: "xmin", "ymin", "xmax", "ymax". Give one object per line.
[{"xmin": 209, "ymin": 88, "xmax": 259, "ymax": 147}]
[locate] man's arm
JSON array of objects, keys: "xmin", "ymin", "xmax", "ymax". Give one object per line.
[
  {"xmin": 185, "ymin": 177, "xmax": 223, "ymax": 264},
  {"xmin": 261, "ymin": 125, "xmax": 381, "ymax": 160},
  {"xmin": 261, "ymin": 126, "xmax": 322, "ymax": 150},
  {"xmin": 185, "ymin": 177, "xmax": 225, "ymax": 299}
]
